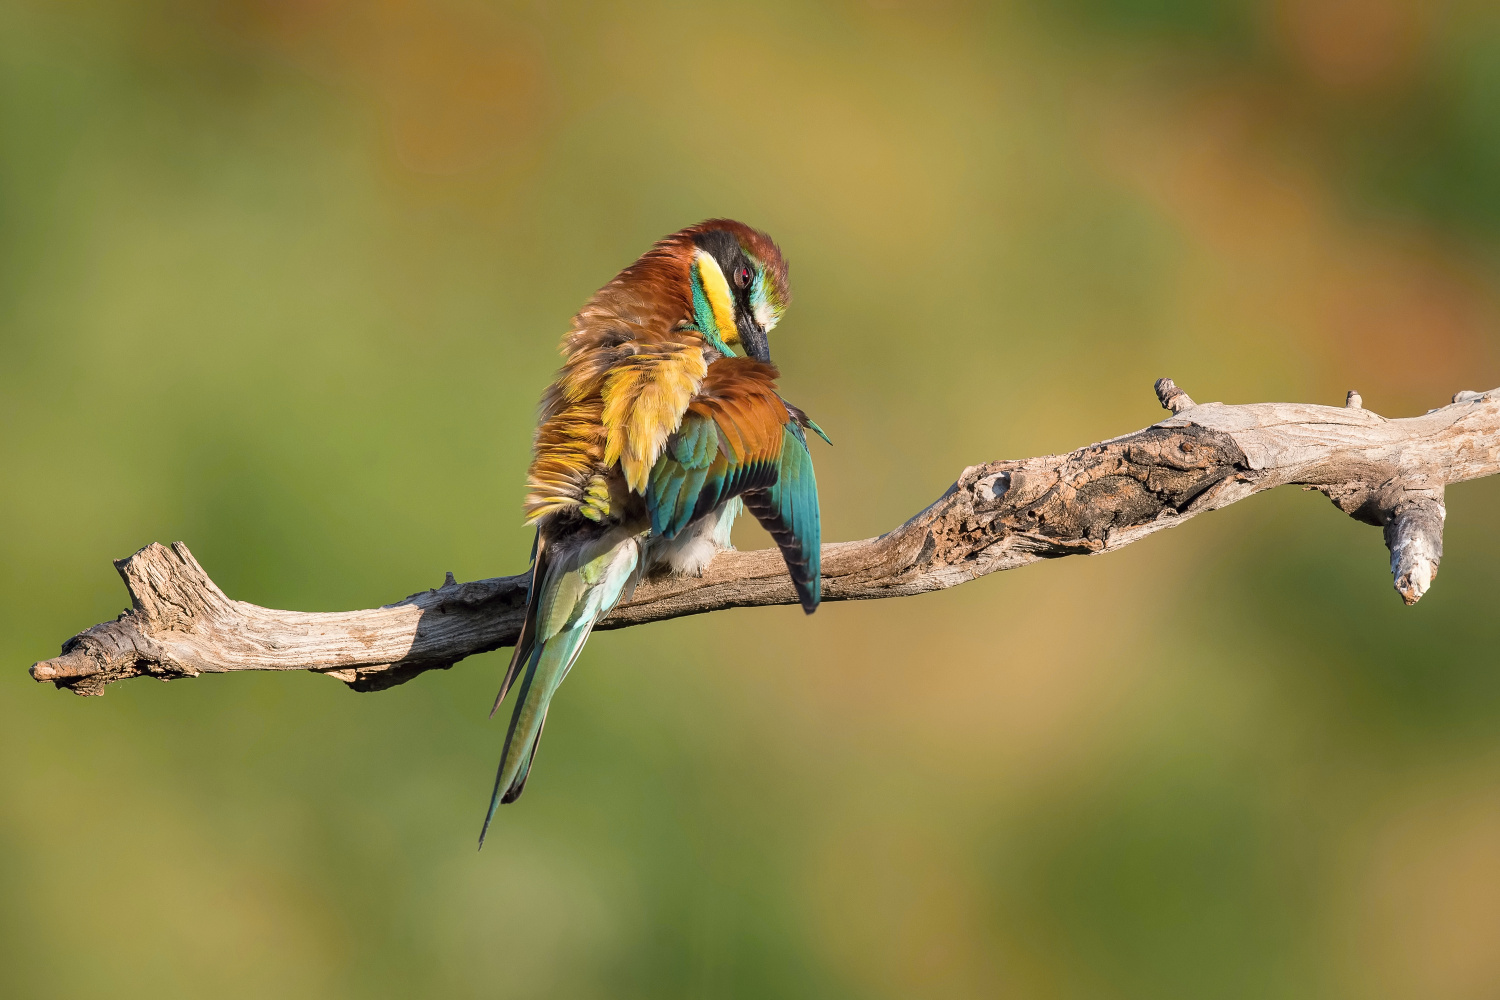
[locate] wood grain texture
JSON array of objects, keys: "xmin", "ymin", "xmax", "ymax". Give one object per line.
[{"xmin": 30, "ymin": 381, "xmax": 1500, "ymax": 696}]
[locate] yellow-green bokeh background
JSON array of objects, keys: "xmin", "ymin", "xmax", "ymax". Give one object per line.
[{"xmin": 5, "ymin": 1, "xmax": 1500, "ymax": 996}]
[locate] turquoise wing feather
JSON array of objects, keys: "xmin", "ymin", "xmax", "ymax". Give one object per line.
[
  {"xmin": 646, "ymin": 411, "xmax": 778, "ymax": 540},
  {"xmin": 745, "ymin": 421, "xmax": 822, "ymax": 614}
]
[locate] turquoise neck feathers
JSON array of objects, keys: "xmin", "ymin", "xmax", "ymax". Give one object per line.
[{"xmin": 689, "ymin": 263, "xmax": 740, "ymax": 358}]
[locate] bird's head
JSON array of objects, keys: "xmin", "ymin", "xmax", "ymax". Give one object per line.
[{"xmin": 683, "ymin": 220, "xmax": 790, "ymax": 364}]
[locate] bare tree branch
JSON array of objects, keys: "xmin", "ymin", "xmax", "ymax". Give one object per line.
[{"xmin": 30, "ymin": 381, "xmax": 1500, "ymax": 697}]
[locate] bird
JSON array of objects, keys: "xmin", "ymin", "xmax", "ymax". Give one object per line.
[{"xmin": 479, "ymin": 219, "xmax": 828, "ymax": 846}]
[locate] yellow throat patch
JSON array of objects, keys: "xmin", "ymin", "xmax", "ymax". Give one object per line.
[{"xmin": 695, "ymin": 251, "xmax": 741, "ymax": 352}]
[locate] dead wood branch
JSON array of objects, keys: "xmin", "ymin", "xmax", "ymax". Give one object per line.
[{"xmin": 31, "ymin": 381, "xmax": 1500, "ymax": 696}]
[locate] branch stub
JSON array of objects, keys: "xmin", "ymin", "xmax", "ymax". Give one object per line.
[{"xmin": 1154, "ymin": 378, "xmax": 1196, "ymax": 414}]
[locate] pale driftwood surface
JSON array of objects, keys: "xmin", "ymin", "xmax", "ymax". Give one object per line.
[{"xmin": 31, "ymin": 381, "xmax": 1500, "ymax": 696}]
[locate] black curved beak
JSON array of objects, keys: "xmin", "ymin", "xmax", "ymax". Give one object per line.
[{"xmin": 737, "ymin": 312, "xmax": 771, "ymax": 363}]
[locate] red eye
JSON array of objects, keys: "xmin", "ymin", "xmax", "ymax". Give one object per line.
[{"xmin": 733, "ymin": 265, "xmax": 752, "ymax": 289}]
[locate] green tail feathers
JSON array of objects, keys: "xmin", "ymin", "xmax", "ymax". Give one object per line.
[
  {"xmin": 478, "ymin": 532, "xmax": 640, "ymax": 848},
  {"xmin": 488, "ymin": 620, "xmax": 586, "ymax": 808}
]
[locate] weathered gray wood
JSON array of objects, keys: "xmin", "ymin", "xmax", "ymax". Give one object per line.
[
  {"xmin": 30, "ymin": 381, "xmax": 1500, "ymax": 696},
  {"xmin": 1386, "ymin": 495, "xmax": 1445, "ymax": 605}
]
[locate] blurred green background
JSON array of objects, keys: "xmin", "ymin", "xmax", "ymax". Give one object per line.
[{"xmin": 4, "ymin": 0, "xmax": 1500, "ymax": 996}]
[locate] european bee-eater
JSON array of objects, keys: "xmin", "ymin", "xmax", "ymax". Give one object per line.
[{"xmin": 480, "ymin": 220, "xmax": 827, "ymax": 844}]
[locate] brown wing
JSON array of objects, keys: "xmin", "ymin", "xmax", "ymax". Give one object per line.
[{"xmin": 644, "ymin": 358, "xmax": 789, "ymax": 538}]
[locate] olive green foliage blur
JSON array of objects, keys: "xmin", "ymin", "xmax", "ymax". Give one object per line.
[{"xmin": 4, "ymin": 2, "xmax": 1500, "ymax": 998}]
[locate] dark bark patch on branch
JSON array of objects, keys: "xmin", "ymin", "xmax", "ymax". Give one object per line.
[{"xmin": 963, "ymin": 426, "xmax": 1247, "ymax": 556}]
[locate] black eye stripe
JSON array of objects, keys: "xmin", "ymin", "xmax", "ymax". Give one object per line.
[
  {"xmin": 691, "ymin": 232, "xmax": 757, "ymax": 294},
  {"xmin": 693, "ymin": 231, "xmax": 743, "ymax": 278}
]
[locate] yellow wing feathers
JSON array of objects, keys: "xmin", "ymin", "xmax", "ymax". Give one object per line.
[
  {"xmin": 601, "ymin": 343, "xmax": 707, "ymax": 492},
  {"xmin": 524, "ymin": 336, "xmax": 707, "ymax": 521}
]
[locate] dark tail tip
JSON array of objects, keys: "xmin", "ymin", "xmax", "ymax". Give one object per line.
[{"xmin": 796, "ymin": 578, "xmax": 820, "ymax": 615}]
